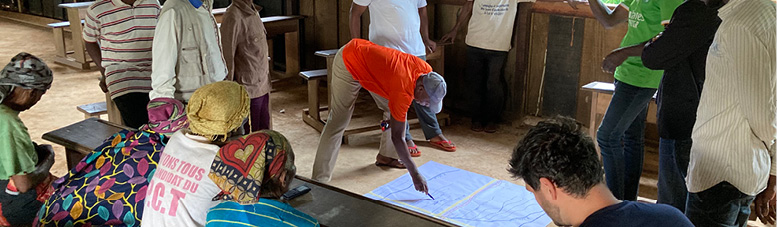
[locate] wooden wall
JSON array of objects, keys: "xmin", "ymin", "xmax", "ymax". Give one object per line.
[{"xmin": 294, "ymin": 0, "xmax": 635, "ymax": 128}]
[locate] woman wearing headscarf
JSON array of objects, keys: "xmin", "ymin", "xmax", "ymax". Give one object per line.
[
  {"xmin": 36, "ymin": 97, "xmax": 189, "ymax": 227},
  {"xmin": 206, "ymin": 130, "xmax": 319, "ymax": 227},
  {"xmin": 0, "ymin": 52, "xmax": 56, "ymax": 226},
  {"xmin": 141, "ymin": 81, "xmax": 250, "ymax": 227}
]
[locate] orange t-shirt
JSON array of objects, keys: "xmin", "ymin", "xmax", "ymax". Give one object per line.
[{"xmin": 342, "ymin": 39, "xmax": 433, "ymax": 122}]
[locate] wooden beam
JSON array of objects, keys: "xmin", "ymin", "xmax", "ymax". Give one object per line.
[
  {"xmin": 512, "ymin": 2, "xmax": 533, "ymax": 118},
  {"xmin": 531, "ymin": 1, "xmax": 619, "ymax": 19}
]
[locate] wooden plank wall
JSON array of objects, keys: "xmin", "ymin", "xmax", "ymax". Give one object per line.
[{"xmin": 299, "ymin": 0, "xmax": 370, "ymax": 69}]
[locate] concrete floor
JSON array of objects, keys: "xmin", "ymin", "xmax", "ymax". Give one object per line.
[{"xmin": 3, "ymin": 18, "xmax": 770, "ymax": 227}]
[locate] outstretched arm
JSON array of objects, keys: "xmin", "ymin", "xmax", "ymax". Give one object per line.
[{"xmin": 390, "ymin": 117, "xmax": 428, "ymax": 193}]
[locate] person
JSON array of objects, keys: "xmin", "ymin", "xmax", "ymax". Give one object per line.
[
  {"xmin": 206, "ymin": 130, "xmax": 319, "ymax": 227},
  {"xmin": 312, "ymin": 39, "xmax": 446, "ymax": 194},
  {"xmin": 586, "ymin": 0, "xmax": 682, "ymax": 201},
  {"xmin": 220, "ymin": 0, "xmax": 272, "ymax": 132},
  {"xmin": 439, "ymin": 0, "xmax": 521, "ymax": 133},
  {"xmin": 149, "ymin": 0, "xmax": 226, "ymax": 102},
  {"xmin": 141, "ymin": 81, "xmax": 250, "ymax": 227},
  {"xmin": 36, "ymin": 98, "xmax": 189, "ymax": 227},
  {"xmin": 508, "ymin": 117, "xmax": 693, "ymax": 227},
  {"xmin": 0, "ymin": 53, "xmax": 56, "ymax": 226},
  {"xmin": 350, "ymin": 0, "xmax": 456, "ymax": 154},
  {"xmin": 685, "ymin": 0, "xmax": 776, "ymax": 225},
  {"xmin": 83, "ymin": 0, "xmax": 160, "ymax": 128},
  {"xmin": 639, "ymin": 0, "xmax": 720, "ymax": 212}
]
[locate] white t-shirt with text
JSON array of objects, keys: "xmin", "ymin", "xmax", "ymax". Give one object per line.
[
  {"xmin": 140, "ymin": 131, "xmax": 221, "ymax": 227},
  {"xmin": 465, "ymin": 0, "xmax": 527, "ymax": 52}
]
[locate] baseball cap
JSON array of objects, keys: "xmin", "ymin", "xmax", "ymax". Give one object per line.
[{"xmin": 422, "ymin": 72, "xmax": 446, "ymax": 114}]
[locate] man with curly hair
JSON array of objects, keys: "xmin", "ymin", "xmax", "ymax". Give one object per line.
[{"xmin": 508, "ymin": 117, "xmax": 692, "ymax": 226}]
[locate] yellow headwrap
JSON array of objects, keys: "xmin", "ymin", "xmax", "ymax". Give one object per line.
[{"xmin": 186, "ymin": 81, "xmax": 250, "ymax": 141}]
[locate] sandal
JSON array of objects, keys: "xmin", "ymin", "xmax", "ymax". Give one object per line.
[
  {"xmin": 429, "ymin": 140, "xmax": 457, "ymax": 152},
  {"xmin": 375, "ymin": 154, "xmax": 406, "ymax": 169},
  {"xmin": 409, "ymin": 145, "xmax": 421, "ymax": 157}
]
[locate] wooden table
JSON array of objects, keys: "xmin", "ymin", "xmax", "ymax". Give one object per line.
[
  {"xmin": 42, "ymin": 118, "xmax": 129, "ymax": 169},
  {"xmin": 42, "ymin": 118, "xmax": 454, "ymax": 227},
  {"xmin": 581, "ymin": 81, "xmax": 656, "ymax": 139},
  {"xmin": 56, "ymin": 2, "xmax": 93, "ymax": 70}
]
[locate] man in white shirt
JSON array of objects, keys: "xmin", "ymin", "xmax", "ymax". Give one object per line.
[
  {"xmin": 687, "ymin": 0, "xmax": 776, "ymax": 225},
  {"xmin": 148, "ymin": 0, "xmax": 227, "ymax": 102},
  {"xmin": 350, "ymin": 0, "xmax": 458, "ymax": 155}
]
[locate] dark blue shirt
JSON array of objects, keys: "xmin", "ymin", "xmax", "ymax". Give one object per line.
[{"xmin": 580, "ymin": 201, "xmax": 693, "ymax": 227}]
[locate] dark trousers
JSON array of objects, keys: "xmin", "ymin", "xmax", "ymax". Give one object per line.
[
  {"xmin": 112, "ymin": 92, "xmax": 150, "ymax": 129},
  {"xmin": 244, "ymin": 94, "xmax": 271, "ymax": 132},
  {"xmin": 597, "ymin": 79, "xmax": 656, "ymax": 201},
  {"xmin": 466, "ymin": 45, "xmax": 508, "ymax": 125},
  {"xmin": 657, "ymin": 138, "xmax": 691, "ymax": 212},
  {"xmin": 685, "ymin": 181, "xmax": 755, "ymax": 227}
]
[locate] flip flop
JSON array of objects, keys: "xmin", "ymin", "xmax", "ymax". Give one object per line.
[
  {"xmin": 429, "ymin": 140, "xmax": 457, "ymax": 152},
  {"xmin": 375, "ymin": 159, "xmax": 406, "ymax": 169},
  {"xmin": 409, "ymin": 145, "xmax": 421, "ymax": 157},
  {"xmin": 375, "ymin": 154, "xmax": 407, "ymax": 169}
]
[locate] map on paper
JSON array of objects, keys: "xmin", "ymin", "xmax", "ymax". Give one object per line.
[{"xmin": 365, "ymin": 161, "xmax": 552, "ymax": 227}]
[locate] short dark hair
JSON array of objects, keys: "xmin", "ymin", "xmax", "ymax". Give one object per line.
[{"xmin": 508, "ymin": 117, "xmax": 604, "ymax": 198}]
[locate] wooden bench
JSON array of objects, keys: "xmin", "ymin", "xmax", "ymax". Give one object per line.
[
  {"xmin": 300, "ymin": 69, "xmax": 329, "ymax": 132},
  {"xmin": 76, "ymin": 101, "xmax": 108, "ymax": 119},
  {"xmin": 581, "ymin": 81, "xmax": 657, "ymax": 139},
  {"xmin": 48, "ymin": 20, "xmax": 91, "ymax": 69},
  {"xmin": 54, "ymin": 2, "xmax": 93, "ymax": 70}
]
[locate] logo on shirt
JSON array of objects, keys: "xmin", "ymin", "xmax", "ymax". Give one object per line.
[
  {"xmin": 628, "ymin": 11, "xmax": 645, "ymax": 28},
  {"xmin": 479, "ymin": 3, "xmax": 511, "ymax": 16}
]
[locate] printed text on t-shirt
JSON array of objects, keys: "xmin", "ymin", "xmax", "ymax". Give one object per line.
[
  {"xmin": 145, "ymin": 154, "xmax": 207, "ymax": 217},
  {"xmin": 479, "ymin": 3, "xmax": 511, "ymax": 16}
]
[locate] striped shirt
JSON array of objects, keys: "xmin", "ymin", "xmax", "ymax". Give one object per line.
[
  {"xmin": 688, "ymin": 0, "xmax": 776, "ymax": 196},
  {"xmin": 206, "ymin": 200, "xmax": 319, "ymax": 227},
  {"xmin": 83, "ymin": 0, "xmax": 160, "ymax": 99}
]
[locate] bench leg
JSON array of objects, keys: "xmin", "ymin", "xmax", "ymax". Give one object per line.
[
  {"xmin": 65, "ymin": 148, "xmax": 86, "ymax": 170},
  {"xmin": 52, "ymin": 27, "xmax": 66, "ymax": 58},
  {"xmin": 302, "ymin": 79, "xmax": 326, "ymax": 132}
]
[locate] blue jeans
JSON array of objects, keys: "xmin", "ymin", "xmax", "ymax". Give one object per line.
[
  {"xmin": 685, "ymin": 181, "xmax": 755, "ymax": 227},
  {"xmin": 405, "ymin": 55, "xmax": 443, "ymax": 140},
  {"xmin": 597, "ymin": 79, "xmax": 656, "ymax": 201},
  {"xmin": 657, "ymin": 138, "xmax": 691, "ymax": 212}
]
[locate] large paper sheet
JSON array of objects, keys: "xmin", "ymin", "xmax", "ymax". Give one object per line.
[{"xmin": 365, "ymin": 161, "xmax": 552, "ymax": 227}]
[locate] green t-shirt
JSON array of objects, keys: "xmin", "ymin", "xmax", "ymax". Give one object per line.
[
  {"xmin": 0, "ymin": 104, "xmax": 37, "ymax": 180},
  {"xmin": 614, "ymin": 0, "xmax": 682, "ymax": 88}
]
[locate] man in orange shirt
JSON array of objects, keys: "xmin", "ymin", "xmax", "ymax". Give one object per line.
[{"xmin": 313, "ymin": 39, "xmax": 446, "ymax": 193}]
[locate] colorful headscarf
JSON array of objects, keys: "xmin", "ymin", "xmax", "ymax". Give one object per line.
[
  {"xmin": 186, "ymin": 81, "xmax": 249, "ymax": 142},
  {"xmin": 139, "ymin": 97, "xmax": 189, "ymax": 134},
  {"xmin": 0, "ymin": 52, "xmax": 53, "ymax": 103},
  {"xmin": 209, "ymin": 130, "xmax": 295, "ymax": 204}
]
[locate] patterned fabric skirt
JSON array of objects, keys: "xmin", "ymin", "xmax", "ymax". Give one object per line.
[{"xmin": 36, "ymin": 130, "xmax": 167, "ymax": 227}]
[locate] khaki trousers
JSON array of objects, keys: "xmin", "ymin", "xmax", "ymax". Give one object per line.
[{"xmin": 311, "ymin": 48, "xmax": 403, "ymax": 182}]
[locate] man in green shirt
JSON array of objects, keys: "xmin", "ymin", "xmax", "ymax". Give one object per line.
[
  {"xmin": 0, "ymin": 52, "xmax": 56, "ymax": 226},
  {"xmin": 584, "ymin": 0, "xmax": 681, "ymax": 201}
]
